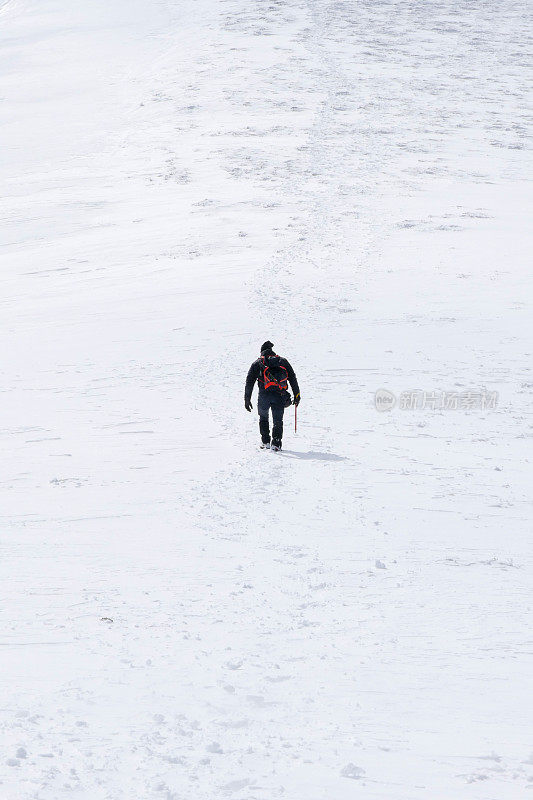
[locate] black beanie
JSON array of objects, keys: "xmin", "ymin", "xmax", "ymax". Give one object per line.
[{"xmin": 260, "ymin": 340, "xmax": 274, "ymax": 354}]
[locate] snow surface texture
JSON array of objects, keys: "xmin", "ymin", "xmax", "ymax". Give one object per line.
[{"xmin": 1, "ymin": 0, "xmax": 531, "ymax": 798}]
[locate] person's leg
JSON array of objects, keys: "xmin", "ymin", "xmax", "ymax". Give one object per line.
[
  {"xmin": 271, "ymin": 396, "xmax": 285, "ymax": 448},
  {"xmin": 257, "ymin": 392, "xmax": 271, "ymax": 444}
]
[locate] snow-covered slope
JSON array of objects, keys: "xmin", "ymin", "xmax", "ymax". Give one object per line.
[{"xmin": 1, "ymin": 1, "xmax": 531, "ymax": 798}]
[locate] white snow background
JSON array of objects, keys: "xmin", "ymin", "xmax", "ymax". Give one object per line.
[{"xmin": 1, "ymin": 0, "xmax": 531, "ymax": 798}]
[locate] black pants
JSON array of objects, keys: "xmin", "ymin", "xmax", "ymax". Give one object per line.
[{"xmin": 257, "ymin": 391, "xmax": 285, "ymax": 444}]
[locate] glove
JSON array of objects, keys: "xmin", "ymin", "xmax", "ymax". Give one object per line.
[
  {"xmin": 294, "ymin": 392, "xmax": 301, "ymax": 407},
  {"xmin": 245, "ymin": 399, "xmax": 253, "ymax": 412}
]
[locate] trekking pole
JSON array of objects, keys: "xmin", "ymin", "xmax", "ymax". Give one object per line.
[{"xmin": 294, "ymin": 403, "xmax": 297, "ymax": 433}]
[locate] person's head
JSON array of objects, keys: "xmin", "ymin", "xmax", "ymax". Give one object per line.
[{"xmin": 260, "ymin": 340, "xmax": 274, "ymax": 356}]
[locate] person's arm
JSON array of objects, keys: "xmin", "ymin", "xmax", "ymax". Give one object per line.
[
  {"xmin": 244, "ymin": 361, "xmax": 259, "ymax": 409},
  {"xmin": 283, "ymin": 359, "xmax": 300, "ymax": 404}
]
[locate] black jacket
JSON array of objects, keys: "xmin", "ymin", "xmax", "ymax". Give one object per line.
[{"xmin": 245, "ymin": 355, "xmax": 300, "ymax": 402}]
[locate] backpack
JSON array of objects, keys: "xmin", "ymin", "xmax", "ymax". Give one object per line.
[{"xmin": 261, "ymin": 355, "xmax": 288, "ymax": 393}]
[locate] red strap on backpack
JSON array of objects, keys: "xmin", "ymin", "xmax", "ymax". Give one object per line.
[{"xmin": 262, "ymin": 357, "xmax": 288, "ymax": 391}]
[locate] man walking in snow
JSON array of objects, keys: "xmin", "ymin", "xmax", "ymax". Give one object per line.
[{"xmin": 244, "ymin": 341, "xmax": 300, "ymax": 451}]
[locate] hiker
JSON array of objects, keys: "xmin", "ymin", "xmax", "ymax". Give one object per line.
[{"xmin": 244, "ymin": 341, "xmax": 300, "ymax": 451}]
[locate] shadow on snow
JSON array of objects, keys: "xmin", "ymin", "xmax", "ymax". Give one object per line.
[{"xmin": 281, "ymin": 450, "xmax": 347, "ymax": 462}]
